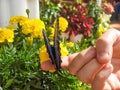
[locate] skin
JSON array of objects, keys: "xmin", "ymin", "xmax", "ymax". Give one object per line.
[
  {"xmin": 102, "ymin": 2, "xmax": 114, "ymax": 14},
  {"xmin": 41, "ymin": 28, "xmax": 120, "ymax": 90},
  {"xmin": 93, "ymin": 28, "xmax": 120, "ymax": 90},
  {"xmin": 101, "ymin": 0, "xmax": 120, "ymax": 15},
  {"xmin": 110, "ymin": 22, "xmax": 120, "ymax": 30}
]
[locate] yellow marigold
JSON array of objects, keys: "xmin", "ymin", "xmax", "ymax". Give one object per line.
[
  {"xmin": 60, "ymin": 43, "xmax": 69, "ymax": 56},
  {"xmin": 39, "ymin": 45, "xmax": 50, "ymax": 64},
  {"xmin": 39, "ymin": 45, "xmax": 55, "ymax": 73},
  {"xmin": 53, "ymin": 17, "xmax": 68, "ymax": 32},
  {"xmin": 39, "ymin": 42, "xmax": 68, "ymax": 64},
  {"xmin": 0, "ymin": 28, "xmax": 14, "ymax": 43},
  {"xmin": 48, "ymin": 27, "xmax": 55, "ymax": 40},
  {"xmin": 66, "ymin": 42, "xmax": 74, "ymax": 47},
  {"xmin": 39, "ymin": 42, "xmax": 68, "ymax": 72},
  {"xmin": 22, "ymin": 19, "xmax": 45, "ymax": 38},
  {"xmin": 27, "ymin": 36, "xmax": 33, "ymax": 46},
  {"xmin": 97, "ymin": 25, "xmax": 105, "ymax": 37},
  {"xmin": 6, "ymin": 25, "xmax": 16, "ymax": 30},
  {"xmin": 9, "ymin": 16, "xmax": 29, "ymax": 25}
]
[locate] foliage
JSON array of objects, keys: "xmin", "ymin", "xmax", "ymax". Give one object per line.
[
  {"xmin": 0, "ymin": 41, "xmax": 91, "ymax": 90},
  {"xmin": 60, "ymin": 2, "xmax": 94, "ymax": 38},
  {"xmin": 40, "ymin": 0, "xmax": 60, "ymax": 26},
  {"xmin": 0, "ymin": 0, "xmax": 110, "ymax": 90},
  {"xmin": 87, "ymin": 1, "xmax": 110, "ymax": 36},
  {"xmin": 0, "ymin": 11, "xmax": 90, "ymax": 90}
]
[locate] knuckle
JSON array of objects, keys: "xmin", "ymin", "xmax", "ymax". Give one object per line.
[
  {"xmin": 68, "ymin": 66, "xmax": 77, "ymax": 75},
  {"xmin": 96, "ymin": 38, "xmax": 109, "ymax": 46}
]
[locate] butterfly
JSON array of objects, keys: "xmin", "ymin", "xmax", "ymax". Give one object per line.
[{"xmin": 42, "ymin": 18, "xmax": 62, "ymax": 70}]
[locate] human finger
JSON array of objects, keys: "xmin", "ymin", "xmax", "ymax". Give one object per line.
[
  {"xmin": 92, "ymin": 63, "xmax": 113, "ymax": 90},
  {"xmin": 68, "ymin": 47, "xmax": 96, "ymax": 75},
  {"xmin": 107, "ymin": 74, "xmax": 120, "ymax": 90},
  {"xmin": 113, "ymin": 47, "xmax": 120, "ymax": 58},
  {"xmin": 96, "ymin": 29, "xmax": 120, "ymax": 64},
  {"xmin": 41, "ymin": 60, "xmax": 56, "ymax": 71},
  {"xmin": 41, "ymin": 47, "xmax": 95, "ymax": 72},
  {"xmin": 40, "ymin": 52, "xmax": 79, "ymax": 71},
  {"xmin": 76, "ymin": 59, "xmax": 104, "ymax": 83}
]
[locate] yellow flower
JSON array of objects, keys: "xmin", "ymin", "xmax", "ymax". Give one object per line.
[
  {"xmin": 48, "ymin": 27, "xmax": 55, "ymax": 40},
  {"xmin": 27, "ymin": 36, "xmax": 33, "ymax": 46},
  {"xmin": 0, "ymin": 28, "xmax": 14, "ymax": 43},
  {"xmin": 22, "ymin": 19, "xmax": 45, "ymax": 38},
  {"xmin": 66, "ymin": 42, "xmax": 74, "ymax": 47},
  {"xmin": 9, "ymin": 16, "xmax": 29, "ymax": 25},
  {"xmin": 97, "ymin": 25, "xmax": 105, "ymax": 37},
  {"xmin": 6, "ymin": 25, "xmax": 16, "ymax": 30},
  {"xmin": 39, "ymin": 42, "xmax": 68, "ymax": 64},
  {"xmin": 39, "ymin": 45, "xmax": 50, "ymax": 64},
  {"xmin": 39, "ymin": 45, "xmax": 56, "ymax": 72},
  {"xmin": 53, "ymin": 17, "xmax": 68, "ymax": 32},
  {"xmin": 60, "ymin": 43, "xmax": 69, "ymax": 56},
  {"xmin": 39, "ymin": 42, "xmax": 68, "ymax": 72}
]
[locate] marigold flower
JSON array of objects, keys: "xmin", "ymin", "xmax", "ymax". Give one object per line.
[
  {"xmin": 22, "ymin": 19, "xmax": 45, "ymax": 38},
  {"xmin": 6, "ymin": 25, "xmax": 16, "ymax": 30},
  {"xmin": 39, "ymin": 43, "xmax": 68, "ymax": 72},
  {"xmin": 97, "ymin": 24, "xmax": 105, "ymax": 37},
  {"xmin": 60, "ymin": 43, "xmax": 69, "ymax": 56},
  {"xmin": 48, "ymin": 27, "xmax": 55, "ymax": 40},
  {"xmin": 27, "ymin": 36, "xmax": 33, "ymax": 46},
  {"xmin": 39, "ymin": 42, "xmax": 68, "ymax": 65},
  {"xmin": 39, "ymin": 45, "xmax": 50, "ymax": 64},
  {"xmin": 0, "ymin": 28, "xmax": 14, "ymax": 43},
  {"xmin": 53, "ymin": 17, "xmax": 68, "ymax": 32},
  {"xmin": 39, "ymin": 44, "xmax": 56, "ymax": 72},
  {"xmin": 9, "ymin": 16, "xmax": 29, "ymax": 25},
  {"xmin": 66, "ymin": 42, "xmax": 74, "ymax": 47}
]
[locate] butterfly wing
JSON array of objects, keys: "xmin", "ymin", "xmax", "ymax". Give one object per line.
[
  {"xmin": 42, "ymin": 30, "xmax": 56, "ymax": 64},
  {"xmin": 42, "ymin": 18, "xmax": 62, "ymax": 70},
  {"xmin": 54, "ymin": 18, "xmax": 62, "ymax": 70}
]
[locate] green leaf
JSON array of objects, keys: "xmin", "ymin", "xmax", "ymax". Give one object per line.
[{"xmin": 5, "ymin": 79, "xmax": 14, "ymax": 88}]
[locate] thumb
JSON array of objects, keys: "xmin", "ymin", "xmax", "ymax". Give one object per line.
[{"xmin": 96, "ymin": 29, "xmax": 120, "ymax": 64}]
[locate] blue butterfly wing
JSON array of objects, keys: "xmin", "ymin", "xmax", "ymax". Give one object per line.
[
  {"xmin": 42, "ymin": 18, "xmax": 62, "ymax": 70},
  {"xmin": 42, "ymin": 30, "xmax": 55, "ymax": 64},
  {"xmin": 54, "ymin": 18, "xmax": 62, "ymax": 70}
]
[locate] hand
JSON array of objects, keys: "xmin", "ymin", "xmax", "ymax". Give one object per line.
[
  {"xmin": 41, "ymin": 29, "xmax": 120, "ymax": 90},
  {"xmin": 69, "ymin": 29, "xmax": 120, "ymax": 90},
  {"xmin": 91, "ymin": 28, "xmax": 120, "ymax": 90},
  {"xmin": 41, "ymin": 44, "xmax": 104, "ymax": 88}
]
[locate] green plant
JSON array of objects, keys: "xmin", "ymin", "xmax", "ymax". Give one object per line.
[
  {"xmin": 0, "ymin": 12, "xmax": 91, "ymax": 90},
  {"xmin": 59, "ymin": 1, "xmax": 94, "ymax": 38},
  {"xmin": 0, "ymin": 1, "xmax": 110, "ymax": 90},
  {"xmin": 87, "ymin": 1, "xmax": 110, "ymax": 37},
  {"xmin": 40, "ymin": 0, "xmax": 60, "ymax": 26}
]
